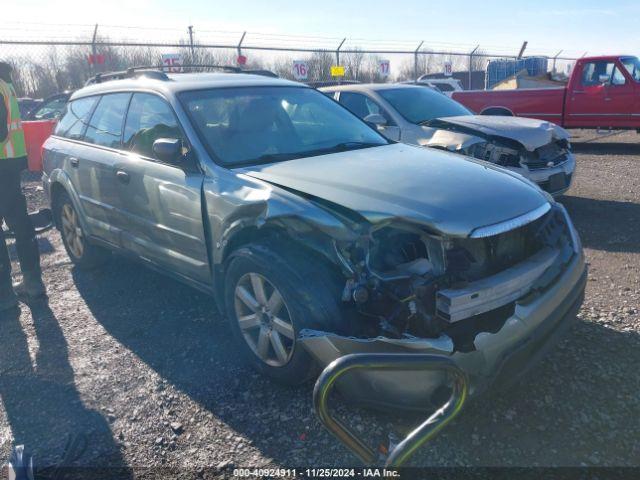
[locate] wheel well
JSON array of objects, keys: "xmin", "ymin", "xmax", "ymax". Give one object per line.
[
  {"xmin": 481, "ymin": 107, "xmax": 513, "ymax": 116},
  {"xmin": 215, "ymin": 225, "xmax": 344, "ymax": 309},
  {"xmin": 49, "ymin": 182, "xmax": 68, "ymax": 228},
  {"xmin": 222, "ymin": 226, "xmax": 283, "ymax": 266}
]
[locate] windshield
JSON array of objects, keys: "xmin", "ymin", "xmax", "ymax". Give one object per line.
[
  {"xmin": 378, "ymin": 87, "xmax": 471, "ymax": 124},
  {"xmin": 621, "ymin": 56, "xmax": 640, "ymax": 82},
  {"xmin": 180, "ymin": 86, "xmax": 388, "ymax": 167}
]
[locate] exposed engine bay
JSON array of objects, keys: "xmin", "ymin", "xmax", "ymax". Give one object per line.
[
  {"xmin": 425, "ymin": 123, "xmax": 572, "ymax": 172},
  {"xmin": 333, "ymin": 205, "xmax": 575, "ymax": 352}
]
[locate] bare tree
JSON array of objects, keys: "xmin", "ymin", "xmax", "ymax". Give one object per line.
[{"xmin": 306, "ymin": 50, "xmax": 334, "ymax": 82}]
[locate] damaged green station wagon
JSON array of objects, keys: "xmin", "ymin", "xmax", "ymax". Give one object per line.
[{"xmin": 42, "ymin": 69, "xmax": 587, "ymax": 410}]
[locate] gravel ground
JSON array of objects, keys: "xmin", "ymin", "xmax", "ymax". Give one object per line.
[{"xmin": 0, "ymin": 130, "xmax": 638, "ymax": 478}]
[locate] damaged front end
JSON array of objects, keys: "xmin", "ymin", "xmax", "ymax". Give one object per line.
[
  {"xmin": 300, "ymin": 203, "xmax": 586, "ymax": 411},
  {"xmin": 423, "ymin": 120, "xmax": 575, "ymax": 196}
]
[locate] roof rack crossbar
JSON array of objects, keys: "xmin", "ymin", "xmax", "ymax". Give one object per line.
[{"xmin": 85, "ymin": 64, "xmax": 278, "ymax": 85}]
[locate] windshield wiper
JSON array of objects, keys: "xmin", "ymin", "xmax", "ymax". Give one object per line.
[
  {"xmin": 303, "ymin": 141, "xmax": 385, "ymax": 156},
  {"xmin": 233, "ymin": 142, "xmax": 385, "ymax": 167}
]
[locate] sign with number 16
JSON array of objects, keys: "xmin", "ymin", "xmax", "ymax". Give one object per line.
[{"xmin": 292, "ymin": 61, "xmax": 309, "ymax": 80}]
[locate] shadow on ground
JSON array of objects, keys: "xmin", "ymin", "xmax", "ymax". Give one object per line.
[
  {"xmin": 72, "ymin": 259, "xmax": 317, "ymax": 466},
  {"xmin": 561, "ymin": 196, "xmax": 640, "ymax": 253},
  {"xmin": 0, "ymin": 301, "xmax": 130, "ymax": 478}
]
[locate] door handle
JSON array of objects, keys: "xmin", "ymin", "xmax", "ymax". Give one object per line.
[
  {"xmin": 115, "ymin": 170, "xmax": 130, "ymax": 184},
  {"xmin": 69, "ymin": 157, "xmax": 79, "ymax": 168}
]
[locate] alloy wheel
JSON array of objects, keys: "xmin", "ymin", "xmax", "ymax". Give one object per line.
[
  {"xmin": 234, "ymin": 273, "xmax": 295, "ymax": 367},
  {"xmin": 61, "ymin": 204, "xmax": 84, "ymax": 259}
]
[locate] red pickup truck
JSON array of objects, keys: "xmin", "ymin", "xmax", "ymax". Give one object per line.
[{"xmin": 452, "ymin": 55, "xmax": 640, "ymax": 130}]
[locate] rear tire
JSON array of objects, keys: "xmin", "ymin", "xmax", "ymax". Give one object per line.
[
  {"xmin": 54, "ymin": 191, "xmax": 110, "ymax": 269},
  {"xmin": 224, "ymin": 240, "xmax": 343, "ymax": 385}
]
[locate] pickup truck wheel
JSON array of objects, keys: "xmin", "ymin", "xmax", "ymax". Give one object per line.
[
  {"xmin": 481, "ymin": 107, "xmax": 513, "ymax": 116},
  {"xmin": 224, "ymin": 241, "xmax": 342, "ymax": 385},
  {"xmin": 54, "ymin": 191, "xmax": 109, "ymax": 269}
]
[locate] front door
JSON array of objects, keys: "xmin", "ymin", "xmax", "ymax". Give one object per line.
[
  {"xmin": 115, "ymin": 92, "xmax": 210, "ymax": 284},
  {"xmin": 566, "ymin": 59, "xmax": 635, "ymax": 128},
  {"xmin": 337, "ymin": 91, "xmax": 401, "ymax": 141}
]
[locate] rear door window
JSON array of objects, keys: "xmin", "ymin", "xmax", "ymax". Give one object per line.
[
  {"xmin": 54, "ymin": 96, "xmax": 98, "ymax": 140},
  {"xmin": 83, "ymin": 93, "xmax": 131, "ymax": 148},
  {"xmin": 123, "ymin": 93, "xmax": 184, "ymax": 160}
]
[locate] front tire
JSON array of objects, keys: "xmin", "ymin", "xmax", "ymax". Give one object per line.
[
  {"xmin": 54, "ymin": 191, "xmax": 110, "ymax": 269},
  {"xmin": 224, "ymin": 240, "xmax": 342, "ymax": 385}
]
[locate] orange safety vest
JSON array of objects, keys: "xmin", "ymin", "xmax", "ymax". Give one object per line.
[{"xmin": 0, "ymin": 79, "xmax": 27, "ymax": 159}]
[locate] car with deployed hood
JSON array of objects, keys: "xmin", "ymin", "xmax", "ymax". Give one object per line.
[
  {"xmin": 321, "ymin": 83, "xmax": 575, "ymax": 197},
  {"xmin": 42, "ymin": 69, "xmax": 586, "ymax": 410}
]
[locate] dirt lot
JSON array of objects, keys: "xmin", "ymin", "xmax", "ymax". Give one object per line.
[{"xmin": 1, "ymin": 130, "xmax": 639, "ymax": 478}]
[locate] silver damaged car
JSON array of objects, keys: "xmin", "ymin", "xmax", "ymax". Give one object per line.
[
  {"xmin": 322, "ymin": 83, "xmax": 576, "ymax": 197},
  {"xmin": 42, "ymin": 70, "xmax": 586, "ymax": 411}
]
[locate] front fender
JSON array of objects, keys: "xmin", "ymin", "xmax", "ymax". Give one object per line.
[{"xmin": 203, "ymin": 171, "xmax": 360, "ymax": 268}]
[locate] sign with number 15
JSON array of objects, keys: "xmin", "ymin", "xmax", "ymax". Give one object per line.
[{"xmin": 162, "ymin": 54, "xmax": 183, "ymax": 73}]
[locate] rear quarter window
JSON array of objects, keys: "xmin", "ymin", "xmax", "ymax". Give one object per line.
[{"xmin": 54, "ymin": 96, "xmax": 99, "ymax": 140}]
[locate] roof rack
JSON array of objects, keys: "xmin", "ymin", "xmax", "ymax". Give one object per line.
[{"xmin": 85, "ymin": 65, "xmax": 278, "ymax": 85}]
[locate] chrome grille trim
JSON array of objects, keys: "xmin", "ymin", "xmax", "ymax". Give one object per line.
[{"xmin": 469, "ymin": 203, "xmax": 552, "ymax": 239}]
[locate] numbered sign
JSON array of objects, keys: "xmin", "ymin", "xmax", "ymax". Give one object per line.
[
  {"xmin": 330, "ymin": 65, "xmax": 345, "ymax": 77},
  {"xmin": 379, "ymin": 59, "xmax": 390, "ymax": 77},
  {"xmin": 162, "ymin": 54, "xmax": 183, "ymax": 73},
  {"xmin": 444, "ymin": 61, "xmax": 452, "ymax": 77},
  {"xmin": 87, "ymin": 54, "xmax": 105, "ymax": 65},
  {"xmin": 292, "ymin": 61, "xmax": 309, "ymax": 80}
]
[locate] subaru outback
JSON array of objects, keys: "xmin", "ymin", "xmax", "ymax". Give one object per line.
[{"xmin": 42, "ymin": 69, "xmax": 586, "ymax": 410}]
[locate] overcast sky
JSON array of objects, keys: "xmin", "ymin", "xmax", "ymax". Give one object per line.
[{"xmin": 8, "ymin": 0, "xmax": 639, "ymax": 57}]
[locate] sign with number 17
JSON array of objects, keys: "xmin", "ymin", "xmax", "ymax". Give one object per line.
[
  {"xmin": 292, "ymin": 61, "xmax": 309, "ymax": 80},
  {"xmin": 379, "ymin": 60, "xmax": 390, "ymax": 77}
]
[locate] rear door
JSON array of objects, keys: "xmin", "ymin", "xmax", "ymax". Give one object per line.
[
  {"xmin": 565, "ymin": 59, "xmax": 634, "ymax": 128},
  {"xmin": 69, "ymin": 92, "xmax": 131, "ymax": 246},
  {"xmin": 115, "ymin": 92, "xmax": 210, "ymax": 284}
]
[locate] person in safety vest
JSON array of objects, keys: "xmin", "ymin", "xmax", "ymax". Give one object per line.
[{"xmin": 0, "ymin": 62, "xmax": 46, "ymax": 312}]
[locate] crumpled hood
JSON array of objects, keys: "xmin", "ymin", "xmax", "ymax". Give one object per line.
[
  {"xmin": 427, "ymin": 115, "xmax": 570, "ymax": 151},
  {"xmin": 237, "ymin": 143, "xmax": 548, "ymax": 237}
]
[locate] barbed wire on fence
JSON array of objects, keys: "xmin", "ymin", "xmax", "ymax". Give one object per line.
[{"xmin": 1, "ymin": 22, "xmax": 580, "ymax": 97}]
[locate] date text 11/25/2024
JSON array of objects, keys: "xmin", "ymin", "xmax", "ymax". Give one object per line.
[{"xmin": 233, "ymin": 468, "xmax": 401, "ymax": 478}]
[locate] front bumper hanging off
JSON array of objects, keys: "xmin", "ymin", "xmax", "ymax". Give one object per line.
[{"xmin": 312, "ymin": 353, "xmax": 468, "ymax": 467}]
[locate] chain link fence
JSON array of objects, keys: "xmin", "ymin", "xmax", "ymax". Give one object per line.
[{"xmin": 0, "ymin": 24, "xmax": 580, "ymax": 98}]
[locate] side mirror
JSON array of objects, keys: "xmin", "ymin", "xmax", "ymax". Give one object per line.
[
  {"xmin": 153, "ymin": 138, "xmax": 182, "ymax": 164},
  {"xmin": 598, "ymin": 74, "xmax": 610, "ymax": 85},
  {"xmin": 364, "ymin": 113, "xmax": 387, "ymax": 127}
]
